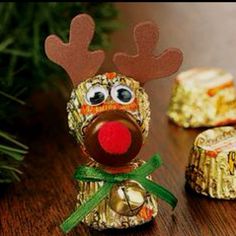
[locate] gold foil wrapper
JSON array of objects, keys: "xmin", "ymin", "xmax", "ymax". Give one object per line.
[
  {"xmin": 76, "ymin": 159, "xmax": 158, "ymax": 230},
  {"xmin": 167, "ymin": 68, "xmax": 236, "ymax": 128},
  {"xmin": 186, "ymin": 126, "xmax": 236, "ymax": 199}
]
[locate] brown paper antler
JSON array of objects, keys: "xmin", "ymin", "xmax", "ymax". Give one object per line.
[
  {"xmin": 113, "ymin": 21, "xmax": 183, "ymax": 85},
  {"xmin": 45, "ymin": 14, "xmax": 105, "ymax": 86}
]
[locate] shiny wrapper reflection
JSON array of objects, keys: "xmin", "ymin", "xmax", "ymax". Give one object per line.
[
  {"xmin": 76, "ymin": 160, "xmax": 158, "ymax": 230},
  {"xmin": 167, "ymin": 68, "xmax": 236, "ymax": 128},
  {"xmin": 109, "ymin": 180, "xmax": 147, "ymax": 216},
  {"xmin": 186, "ymin": 126, "xmax": 236, "ymax": 199}
]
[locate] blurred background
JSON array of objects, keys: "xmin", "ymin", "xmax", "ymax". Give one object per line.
[
  {"xmin": 1, "ymin": 2, "xmax": 236, "ymax": 183},
  {"xmin": 106, "ymin": 3, "xmax": 236, "ymax": 74}
]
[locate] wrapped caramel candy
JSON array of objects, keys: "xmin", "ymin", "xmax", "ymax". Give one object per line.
[
  {"xmin": 186, "ymin": 126, "xmax": 236, "ymax": 199},
  {"xmin": 45, "ymin": 13, "xmax": 182, "ymax": 233},
  {"xmin": 168, "ymin": 68, "xmax": 236, "ymax": 128}
]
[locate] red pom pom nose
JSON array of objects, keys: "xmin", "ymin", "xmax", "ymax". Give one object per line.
[{"xmin": 98, "ymin": 121, "xmax": 132, "ymax": 155}]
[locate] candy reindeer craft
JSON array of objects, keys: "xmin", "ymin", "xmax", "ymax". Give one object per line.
[{"xmin": 45, "ymin": 14, "xmax": 183, "ymax": 233}]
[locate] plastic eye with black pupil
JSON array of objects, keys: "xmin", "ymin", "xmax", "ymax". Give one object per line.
[
  {"xmin": 111, "ymin": 85, "xmax": 135, "ymax": 105},
  {"xmin": 86, "ymin": 85, "xmax": 108, "ymax": 106}
]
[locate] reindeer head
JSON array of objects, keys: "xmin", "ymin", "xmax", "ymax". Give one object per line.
[{"xmin": 45, "ymin": 14, "xmax": 183, "ymax": 167}]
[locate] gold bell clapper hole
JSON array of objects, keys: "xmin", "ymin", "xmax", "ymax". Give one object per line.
[{"xmin": 109, "ymin": 180, "xmax": 147, "ymax": 216}]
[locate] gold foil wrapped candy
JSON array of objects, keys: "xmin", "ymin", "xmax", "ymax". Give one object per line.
[
  {"xmin": 76, "ymin": 160, "xmax": 158, "ymax": 230},
  {"xmin": 167, "ymin": 68, "xmax": 236, "ymax": 128},
  {"xmin": 186, "ymin": 126, "xmax": 236, "ymax": 199}
]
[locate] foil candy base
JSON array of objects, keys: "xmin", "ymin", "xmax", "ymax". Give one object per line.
[{"xmin": 76, "ymin": 160, "xmax": 158, "ymax": 230}]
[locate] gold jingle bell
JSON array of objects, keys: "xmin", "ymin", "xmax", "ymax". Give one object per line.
[{"xmin": 109, "ymin": 180, "xmax": 147, "ymax": 216}]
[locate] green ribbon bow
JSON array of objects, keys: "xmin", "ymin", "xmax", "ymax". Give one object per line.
[{"xmin": 60, "ymin": 154, "xmax": 177, "ymax": 233}]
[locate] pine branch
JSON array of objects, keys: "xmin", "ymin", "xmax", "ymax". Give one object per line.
[{"xmin": 0, "ymin": 130, "xmax": 28, "ymax": 183}]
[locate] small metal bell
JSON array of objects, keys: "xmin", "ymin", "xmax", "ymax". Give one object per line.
[{"xmin": 109, "ymin": 180, "xmax": 147, "ymax": 216}]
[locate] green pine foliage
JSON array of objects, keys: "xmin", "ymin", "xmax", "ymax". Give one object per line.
[
  {"xmin": 0, "ymin": 3, "xmax": 120, "ymax": 97},
  {"xmin": 0, "ymin": 3, "xmax": 119, "ymax": 183},
  {"xmin": 0, "ymin": 130, "xmax": 28, "ymax": 183}
]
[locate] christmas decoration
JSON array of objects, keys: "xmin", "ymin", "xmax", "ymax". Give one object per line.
[{"xmin": 45, "ymin": 13, "xmax": 183, "ymax": 233}]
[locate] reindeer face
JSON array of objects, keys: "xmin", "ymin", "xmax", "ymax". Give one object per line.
[
  {"xmin": 67, "ymin": 73, "xmax": 150, "ymax": 166},
  {"xmin": 45, "ymin": 14, "xmax": 182, "ymax": 167}
]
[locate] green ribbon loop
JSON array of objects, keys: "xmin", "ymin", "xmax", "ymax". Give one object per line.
[{"xmin": 60, "ymin": 154, "xmax": 177, "ymax": 234}]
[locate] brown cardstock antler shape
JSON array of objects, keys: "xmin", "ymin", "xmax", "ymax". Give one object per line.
[
  {"xmin": 113, "ymin": 21, "xmax": 183, "ymax": 85},
  {"xmin": 45, "ymin": 14, "xmax": 105, "ymax": 86}
]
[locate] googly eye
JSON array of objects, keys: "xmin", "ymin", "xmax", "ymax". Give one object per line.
[
  {"xmin": 111, "ymin": 84, "xmax": 135, "ymax": 105},
  {"xmin": 86, "ymin": 85, "xmax": 108, "ymax": 106}
]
